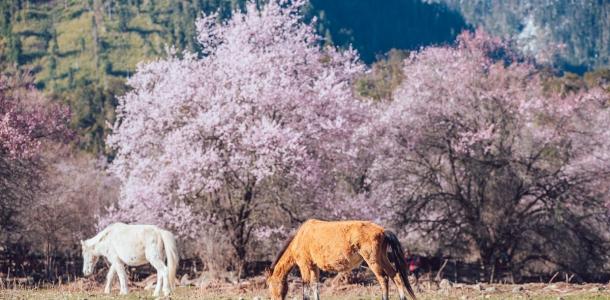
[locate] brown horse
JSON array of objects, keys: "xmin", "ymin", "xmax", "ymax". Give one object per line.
[{"xmin": 266, "ymin": 219, "xmax": 417, "ymax": 300}]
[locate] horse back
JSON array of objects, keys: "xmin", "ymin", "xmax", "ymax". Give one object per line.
[
  {"xmin": 106, "ymin": 224, "xmax": 166, "ymax": 266},
  {"xmin": 299, "ymin": 219, "xmax": 385, "ymax": 242},
  {"xmin": 292, "ymin": 219, "xmax": 386, "ymax": 272}
]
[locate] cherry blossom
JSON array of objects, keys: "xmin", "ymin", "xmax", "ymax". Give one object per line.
[
  {"xmin": 103, "ymin": 0, "xmax": 368, "ymax": 274},
  {"xmin": 369, "ymin": 30, "xmax": 610, "ymax": 273}
]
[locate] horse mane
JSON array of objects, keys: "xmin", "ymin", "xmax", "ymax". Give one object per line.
[
  {"xmin": 85, "ymin": 223, "xmax": 120, "ymax": 246},
  {"xmin": 270, "ymin": 234, "xmax": 295, "ymax": 272}
]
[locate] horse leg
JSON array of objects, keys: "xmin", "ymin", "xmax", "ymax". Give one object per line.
[
  {"xmin": 361, "ymin": 243, "xmax": 390, "ymax": 300},
  {"xmin": 379, "ymin": 254, "xmax": 406, "ymax": 300},
  {"xmin": 149, "ymin": 259, "xmax": 168, "ymax": 296},
  {"xmin": 364, "ymin": 260, "xmax": 390, "ymax": 300},
  {"xmin": 146, "ymin": 246, "xmax": 170, "ymax": 296},
  {"xmin": 104, "ymin": 265, "xmax": 116, "ymax": 294},
  {"xmin": 309, "ymin": 267, "xmax": 321, "ymax": 300},
  {"xmin": 114, "ymin": 263, "xmax": 129, "ymax": 295},
  {"xmin": 297, "ymin": 263, "xmax": 312, "ymax": 300},
  {"xmin": 153, "ymin": 270, "xmax": 163, "ymax": 297}
]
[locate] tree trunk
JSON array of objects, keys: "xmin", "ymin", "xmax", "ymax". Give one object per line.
[{"xmin": 230, "ymin": 187, "xmax": 253, "ymax": 280}]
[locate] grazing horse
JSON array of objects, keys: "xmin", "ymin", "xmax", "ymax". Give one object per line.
[
  {"xmin": 81, "ymin": 223, "xmax": 179, "ymax": 296},
  {"xmin": 266, "ymin": 219, "xmax": 417, "ymax": 300}
]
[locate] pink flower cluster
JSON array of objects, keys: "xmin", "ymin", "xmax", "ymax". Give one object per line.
[
  {"xmin": 0, "ymin": 72, "xmax": 70, "ymax": 159},
  {"xmin": 103, "ymin": 1, "xmax": 369, "ymax": 236}
]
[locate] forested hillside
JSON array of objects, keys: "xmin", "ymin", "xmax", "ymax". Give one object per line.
[
  {"xmin": 1, "ymin": 0, "xmax": 609, "ymax": 153},
  {"xmin": 1, "ymin": 0, "xmax": 465, "ymax": 91},
  {"xmin": 0, "ymin": 0, "xmax": 257, "ymax": 152},
  {"xmin": 309, "ymin": 0, "xmax": 468, "ymax": 63},
  {"xmin": 429, "ymin": 0, "xmax": 610, "ymax": 72},
  {"xmin": 1, "ymin": 1, "xmax": 249, "ymax": 90}
]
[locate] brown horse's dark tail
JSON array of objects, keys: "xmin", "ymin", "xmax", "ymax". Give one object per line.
[{"xmin": 385, "ymin": 231, "xmax": 417, "ymax": 300}]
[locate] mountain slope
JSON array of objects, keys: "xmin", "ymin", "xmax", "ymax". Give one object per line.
[
  {"xmin": 429, "ymin": 0, "xmax": 610, "ymax": 72},
  {"xmin": 0, "ymin": 0, "xmax": 608, "ymax": 153}
]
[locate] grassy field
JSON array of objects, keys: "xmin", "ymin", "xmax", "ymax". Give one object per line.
[{"xmin": 1, "ymin": 282, "xmax": 609, "ymax": 300}]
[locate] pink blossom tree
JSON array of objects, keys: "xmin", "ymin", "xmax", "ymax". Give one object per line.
[
  {"xmin": 370, "ymin": 30, "xmax": 610, "ymax": 279},
  {"xmin": 0, "ymin": 70, "xmax": 71, "ymax": 247},
  {"xmin": 104, "ymin": 0, "xmax": 367, "ymax": 276},
  {"xmin": 0, "ymin": 72, "xmax": 70, "ymax": 159}
]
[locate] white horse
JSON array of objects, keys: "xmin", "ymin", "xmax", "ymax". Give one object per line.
[{"xmin": 81, "ymin": 222, "xmax": 179, "ymax": 296}]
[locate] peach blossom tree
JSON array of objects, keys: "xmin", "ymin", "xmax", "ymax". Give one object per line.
[
  {"xmin": 370, "ymin": 30, "xmax": 610, "ymax": 277},
  {"xmin": 0, "ymin": 70, "xmax": 71, "ymax": 247},
  {"xmin": 104, "ymin": 0, "xmax": 368, "ymax": 275}
]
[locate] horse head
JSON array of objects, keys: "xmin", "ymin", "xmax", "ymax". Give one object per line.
[
  {"xmin": 80, "ymin": 240, "xmax": 99, "ymax": 277},
  {"xmin": 266, "ymin": 272, "xmax": 288, "ymax": 300}
]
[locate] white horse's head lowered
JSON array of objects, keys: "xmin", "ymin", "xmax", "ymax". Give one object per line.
[
  {"xmin": 80, "ymin": 223, "xmax": 179, "ymax": 296},
  {"xmin": 81, "ymin": 240, "xmax": 99, "ymax": 276}
]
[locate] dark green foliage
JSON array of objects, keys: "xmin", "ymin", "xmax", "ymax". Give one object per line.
[
  {"xmin": 308, "ymin": 0, "xmax": 469, "ymax": 63},
  {"xmin": 355, "ymin": 49, "xmax": 408, "ymax": 101},
  {"xmin": 432, "ymin": 0, "xmax": 610, "ymax": 73},
  {"xmin": 55, "ymin": 78, "xmax": 126, "ymax": 154},
  {"xmin": 117, "ymin": 2, "xmax": 131, "ymax": 32}
]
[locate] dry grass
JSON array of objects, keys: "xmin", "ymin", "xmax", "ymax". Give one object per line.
[{"xmin": 1, "ymin": 279, "xmax": 610, "ymax": 300}]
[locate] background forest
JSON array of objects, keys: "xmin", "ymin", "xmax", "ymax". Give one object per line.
[
  {"xmin": 1, "ymin": 0, "xmax": 610, "ymax": 285},
  {"xmin": 1, "ymin": 0, "xmax": 609, "ymax": 152}
]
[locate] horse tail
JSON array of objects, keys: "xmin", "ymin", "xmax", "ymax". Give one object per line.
[
  {"xmin": 384, "ymin": 231, "xmax": 417, "ymax": 300},
  {"xmin": 160, "ymin": 229, "xmax": 179, "ymax": 288}
]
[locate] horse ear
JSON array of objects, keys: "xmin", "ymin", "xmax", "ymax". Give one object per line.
[{"xmin": 80, "ymin": 240, "xmax": 85, "ymax": 247}]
